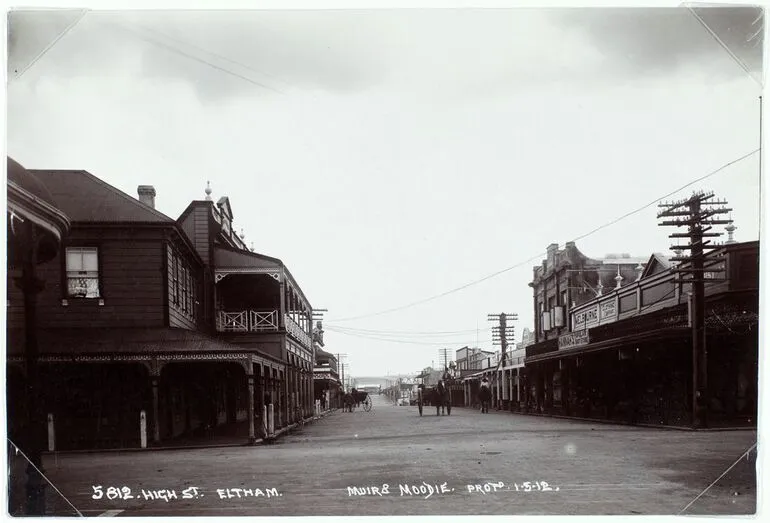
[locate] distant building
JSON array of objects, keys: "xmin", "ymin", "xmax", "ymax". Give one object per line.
[
  {"xmin": 313, "ymin": 323, "xmax": 342, "ymax": 410},
  {"xmin": 516, "ymin": 328, "xmax": 535, "ymax": 350},
  {"xmin": 455, "ymin": 346, "xmax": 495, "ymax": 376}
]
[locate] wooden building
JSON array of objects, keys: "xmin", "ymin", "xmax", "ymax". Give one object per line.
[
  {"xmin": 6, "ymin": 169, "xmax": 303, "ymax": 450},
  {"xmin": 177, "ymin": 191, "xmax": 316, "ymax": 430}
]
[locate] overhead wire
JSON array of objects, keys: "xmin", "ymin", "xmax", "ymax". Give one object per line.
[
  {"xmin": 323, "ymin": 326, "xmax": 494, "ymax": 347},
  {"xmin": 326, "ymin": 149, "xmax": 759, "ymax": 323},
  {"xmin": 104, "ymin": 19, "xmax": 285, "ymax": 95},
  {"xmin": 323, "ymin": 325, "xmax": 495, "ymax": 337},
  {"xmin": 115, "ymin": 20, "xmax": 294, "ymax": 93}
]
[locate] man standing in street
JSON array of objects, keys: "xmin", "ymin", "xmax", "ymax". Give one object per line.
[{"xmin": 479, "ymin": 377, "xmax": 491, "ymax": 413}]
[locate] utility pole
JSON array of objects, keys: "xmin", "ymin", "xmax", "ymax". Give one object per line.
[
  {"xmin": 336, "ymin": 353, "xmax": 348, "ymax": 392},
  {"xmin": 488, "ymin": 313, "xmax": 518, "ymax": 366},
  {"xmin": 489, "ymin": 313, "xmax": 518, "ymax": 410},
  {"xmin": 438, "ymin": 348, "xmax": 451, "ymax": 372},
  {"xmin": 658, "ymin": 191, "xmax": 731, "ymax": 429}
]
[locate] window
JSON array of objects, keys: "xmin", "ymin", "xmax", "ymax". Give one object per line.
[
  {"xmin": 66, "ymin": 247, "xmax": 100, "ymax": 298},
  {"xmin": 174, "ymin": 258, "xmax": 181, "ymax": 306},
  {"xmin": 180, "ymin": 266, "xmax": 188, "ymax": 313},
  {"xmin": 167, "ymin": 244, "xmax": 198, "ymax": 322},
  {"xmin": 170, "ymin": 254, "xmax": 178, "ymax": 305}
]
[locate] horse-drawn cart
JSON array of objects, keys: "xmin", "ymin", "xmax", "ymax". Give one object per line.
[{"xmin": 344, "ymin": 388, "xmax": 372, "ymax": 412}]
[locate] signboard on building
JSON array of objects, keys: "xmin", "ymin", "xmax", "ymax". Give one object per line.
[
  {"xmin": 600, "ymin": 300, "xmax": 617, "ymax": 322},
  {"xmin": 573, "ymin": 305, "xmax": 598, "ymax": 330},
  {"xmin": 573, "ymin": 299, "xmax": 618, "ymax": 330},
  {"xmin": 558, "ymin": 330, "xmax": 590, "ymax": 350}
]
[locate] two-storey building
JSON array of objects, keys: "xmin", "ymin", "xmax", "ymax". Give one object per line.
[
  {"xmin": 522, "ymin": 242, "xmax": 645, "ymax": 414},
  {"xmin": 524, "ymin": 241, "xmax": 758, "ymax": 427},
  {"xmin": 7, "ymin": 169, "xmax": 289, "ymax": 450},
  {"xmin": 177, "ymin": 191, "xmax": 316, "ymax": 430}
]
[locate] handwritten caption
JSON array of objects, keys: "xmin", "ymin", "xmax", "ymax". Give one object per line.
[
  {"xmin": 91, "ymin": 486, "xmax": 282, "ymax": 503},
  {"xmin": 346, "ymin": 481, "xmax": 558, "ymax": 499}
]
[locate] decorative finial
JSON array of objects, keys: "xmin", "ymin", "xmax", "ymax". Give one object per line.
[
  {"xmin": 725, "ymin": 214, "xmax": 737, "ymax": 244},
  {"xmin": 240, "ymin": 228, "xmax": 245, "ymax": 240},
  {"xmin": 205, "ymin": 181, "xmax": 212, "ymax": 201},
  {"xmin": 250, "ymin": 242, "xmax": 255, "ymax": 252},
  {"xmin": 614, "ymin": 267, "xmax": 623, "ymax": 289},
  {"xmin": 596, "ymin": 277, "xmax": 604, "ymax": 297},
  {"xmin": 635, "ymin": 262, "xmax": 644, "ymax": 281}
]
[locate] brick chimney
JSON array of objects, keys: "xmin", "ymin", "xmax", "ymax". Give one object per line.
[{"xmin": 137, "ymin": 185, "xmax": 156, "ymax": 209}]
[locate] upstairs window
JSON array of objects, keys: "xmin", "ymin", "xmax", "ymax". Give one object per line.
[{"xmin": 66, "ymin": 247, "xmax": 100, "ymax": 298}]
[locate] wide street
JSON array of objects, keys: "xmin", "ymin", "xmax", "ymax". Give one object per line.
[{"xmin": 38, "ymin": 394, "xmax": 756, "ymax": 517}]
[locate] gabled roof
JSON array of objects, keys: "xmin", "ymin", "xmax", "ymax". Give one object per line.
[
  {"xmin": 217, "ymin": 196, "xmax": 233, "ymax": 220},
  {"xmin": 640, "ymin": 253, "xmax": 671, "ymax": 279},
  {"xmin": 28, "ymin": 169, "xmax": 174, "ymax": 224}
]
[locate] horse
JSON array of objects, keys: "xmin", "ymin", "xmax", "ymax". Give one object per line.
[
  {"xmin": 433, "ymin": 380, "xmax": 452, "ymax": 416},
  {"xmin": 351, "ymin": 389, "xmax": 368, "ymax": 407},
  {"xmin": 342, "ymin": 392, "xmax": 355, "ymax": 412}
]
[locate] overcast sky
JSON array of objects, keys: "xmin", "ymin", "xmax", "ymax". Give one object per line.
[{"xmin": 6, "ymin": 5, "xmax": 764, "ymax": 378}]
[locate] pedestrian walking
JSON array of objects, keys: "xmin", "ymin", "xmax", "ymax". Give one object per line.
[{"xmin": 479, "ymin": 377, "xmax": 491, "ymax": 414}]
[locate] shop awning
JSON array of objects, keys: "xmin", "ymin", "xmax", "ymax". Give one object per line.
[
  {"xmin": 525, "ymin": 326, "xmax": 690, "ymax": 364},
  {"xmin": 6, "ymin": 327, "xmax": 285, "ymax": 369}
]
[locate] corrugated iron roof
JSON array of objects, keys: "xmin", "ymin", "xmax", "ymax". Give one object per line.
[{"xmin": 28, "ymin": 169, "xmax": 175, "ymax": 223}]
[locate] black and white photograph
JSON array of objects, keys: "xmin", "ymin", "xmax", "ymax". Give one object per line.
[{"xmin": 3, "ymin": 0, "xmax": 766, "ymax": 518}]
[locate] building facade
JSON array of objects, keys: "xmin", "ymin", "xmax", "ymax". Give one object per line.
[
  {"xmin": 529, "ymin": 242, "xmax": 646, "ymax": 344},
  {"xmin": 178, "ymin": 193, "xmax": 316, "ymax": 431},
  {"xmin": 313, "ymin": 324, "xmax": 342, "ymax": 410},
  {"xmin": 524, "ymin": 241, "xmax": 759, "ymax": 428},
  {"xmin": 7, "ymin": 168, "xmax": 319, "ymax": 450}
]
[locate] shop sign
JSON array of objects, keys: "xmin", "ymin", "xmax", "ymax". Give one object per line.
[
  {"xmin": 573, "ymin": 305, "xmax": 598, "ymax": 330},
  {"xmin": 600, "ymin": 300, "xmax": 617, "ymax": 321},
  {"xmin": 558, "ymin": 330, "xmax": 590, "ymax": 350}
]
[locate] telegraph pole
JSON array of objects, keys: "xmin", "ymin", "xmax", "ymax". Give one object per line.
[
  {"xmin": 336, "ymin": 353, "xmax": 348, "ymax": 391},
  {"xmin": 488, "ymin": 313, "xmax": 518, "ymax": 410},
  {"xmin": 658, "ymin": 191, "xmax": 731, "ymax": 429},
  {"xmin": 438, "ymin": 348, "xmax": 451, "ymax": 373},
  {"xmin": 488, "ymin": 313, "xmax": 518, "ymax": 366}
]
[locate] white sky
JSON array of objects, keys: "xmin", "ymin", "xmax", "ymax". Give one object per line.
[{"xmin": 5, "ymin": 2, "xmax": 765, "ymax": 378}]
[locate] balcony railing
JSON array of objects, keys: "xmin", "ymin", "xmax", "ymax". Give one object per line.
[{"xmin": 216, "ymin": 310, "xmax": 279, "ymax": 332}]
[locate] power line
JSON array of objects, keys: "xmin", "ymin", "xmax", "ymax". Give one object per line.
[
  {"xmin": 327, "ymin": 149, "xmax": 759, "ymax": 323},
  {"xmin": 106, "ymin": 20, "xmax": 285, "ymax": 95},
  {"xmin": 324, "ymin": 326, "xmax": 493, "ymax": 347},
  {"xmin": 11, "ymin": 9, "xmax": 89, "ymax": 81},
  {"xmin": 119, "ymin": 20, "xmax": 294, "ymax": 92},
  {"xmin": 323, "ymin": 325, "xmax": 495, "ymax": 337}
]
